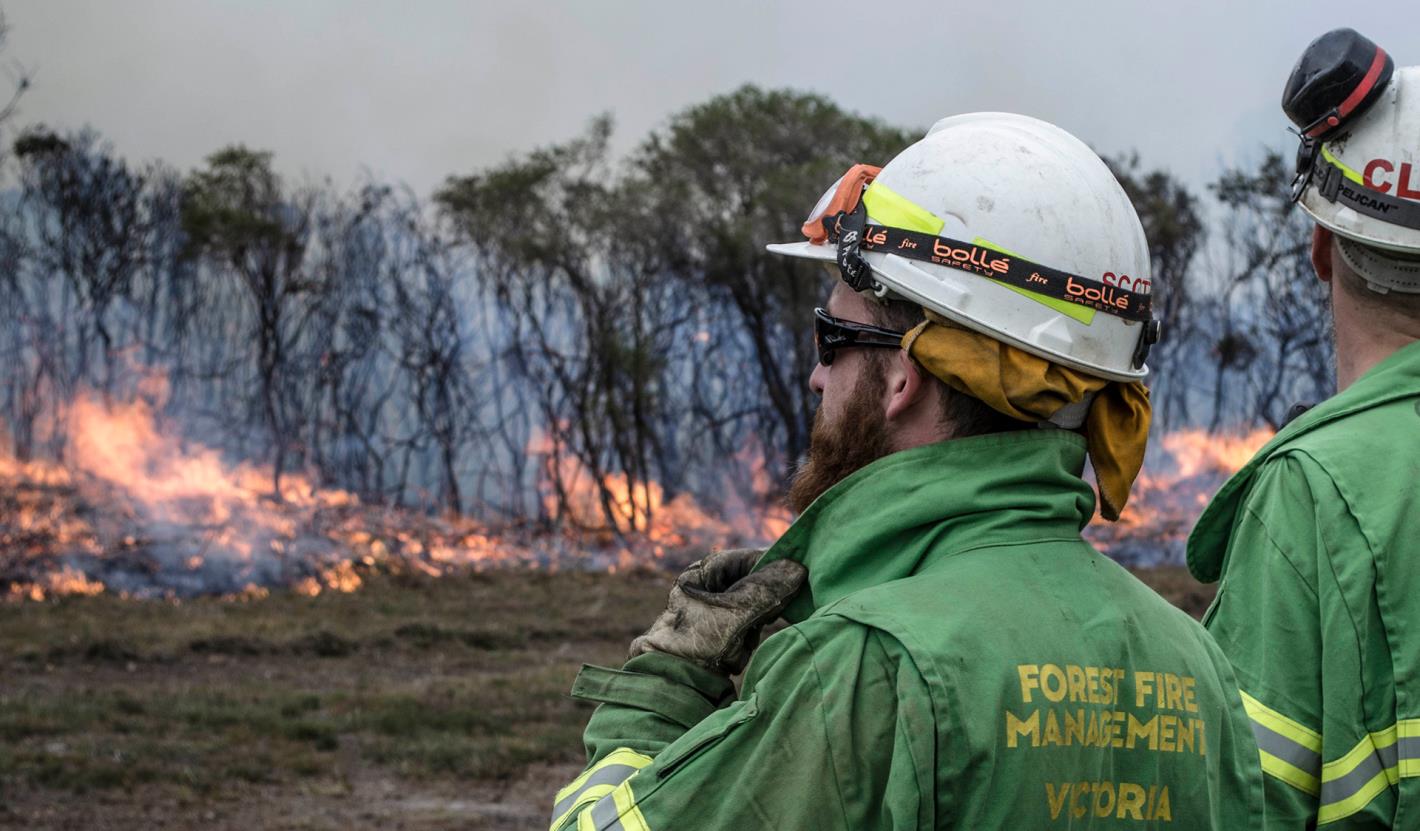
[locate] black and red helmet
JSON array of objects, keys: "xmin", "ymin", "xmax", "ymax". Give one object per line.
[{"xmin": 1282, "ymin": 28, "xmax": 1393, "ymax": 141}]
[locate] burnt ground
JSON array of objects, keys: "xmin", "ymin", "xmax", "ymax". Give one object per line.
[{"xmin": 0, "ymin": 567, "xmax": 1213, "ymax": 830}]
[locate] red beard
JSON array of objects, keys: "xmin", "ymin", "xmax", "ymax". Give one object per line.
[{"xmin": 786, "ymin": 367, "xmax": 895, "ymax": 515}]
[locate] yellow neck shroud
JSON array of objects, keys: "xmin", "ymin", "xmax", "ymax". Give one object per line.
[{"xmin": 903, "ymin": 311, "xmax": 1150, "ymax": 521}]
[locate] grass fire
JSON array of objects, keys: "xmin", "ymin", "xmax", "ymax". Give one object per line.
[
  {"xmin": 0, "ymin": 377, "xmax": 1268, "ymax": 828},
  {"xmin": 0, "ymin": 13, "xmax": 1347, "ymax": 827},
  {"xmin": 1, "ymin": 379, "xmax": 1267, "ymax": 603}
]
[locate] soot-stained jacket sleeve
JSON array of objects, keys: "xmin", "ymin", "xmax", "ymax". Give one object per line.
[{"xmin": 551, "ymin": 616, "xmax": 931, "ymax": 831}]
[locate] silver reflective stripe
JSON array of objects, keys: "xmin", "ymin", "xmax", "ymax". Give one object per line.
[
  {"xmin": 1321, "ymin": 746, "xmax": 1392, "ymax": 807},
  {"xmin": 1251, "ymin": 719, "xmax": 1321, "ymax": 775},
  {"xmin": 1399, "ymin": 736, "xmax": 1420, "ymax": 763},
  {"xmin": 590, "ymin": 792, "xmax": 624, "ymax": 830},
  {"xmin": 552, "ymin": 764, "xmax": 638, "ymax": 822}
]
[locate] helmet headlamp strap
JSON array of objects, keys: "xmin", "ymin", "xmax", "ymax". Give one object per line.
[
  {"xmin": 1131, "ymin": 320, "xmax": 1161, "ymax": 370},
  {"xmin": 833, "ymin": 200, "xmax": 878, "ymax": 293},
  {"xmin": 1289, "ymin": 136, "xmax": 1320, "ymax": 205},
  {"xmin": 1317, "ymin": 158, "xmax": 1342, "ymax": 202},
  {"xmin": 1305, "ymin": 150, "xmax": 1420, "ymax": 232},
  {"xmin": 817, "ymin": 204, "xmax": 1155, "ymax": 323}
]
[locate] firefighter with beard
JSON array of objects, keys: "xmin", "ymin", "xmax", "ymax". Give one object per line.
[
  {"xmin": 549, "ymin": 113, "xmax": 1262, "ymax": 831},
  {"xmin": 1188, "ymin": 29, "xmax": 1420, "ymax": 828}
]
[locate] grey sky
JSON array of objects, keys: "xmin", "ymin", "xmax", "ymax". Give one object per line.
[{"xmin": 5, "ymin": 1, "xmax": 1417, "ymax": 197}]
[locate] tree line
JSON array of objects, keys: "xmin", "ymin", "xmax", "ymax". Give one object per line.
[{"xmin": 0, "ymin": 79, "xmax": 1332, "ymax": 536}]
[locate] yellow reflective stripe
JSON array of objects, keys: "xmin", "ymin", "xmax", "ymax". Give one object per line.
[
  {"xmin": 862, "ymin": 180, "xmax": 1098, "ymax": 326},
  {"xmin": 973, "ymin": 237, "xmax": 1096, "ymax": 325},
  {"xmin": 862, "ymin": 181, "xmax": 945, "ymax": 235},
  {"xmin": 551, "ymin": 748, "xmax": 653, "ymax": 831},
  {"xmin": 577, "ymin": 808, "xmax": 597, "ymax": 831},
  {"xmin": 554, "ymin": 784, "xmax": 616, "ymax": 831},
  {"xmin": 1240, "ymin": 691, "xmax": 1322, "ymax": 752},
  {"xmin": 1309, "ymin": 719, "xmax": 1420, "ymax": 824},
  {"xmin": 1324, "ymin": 726, "xmax": 1397, "ymax": 784},
  {"xmin": 1319, "ymin": 769, "xmax": 1393, "ymax": 825},
  {"xmin": 612, "ymin": 780, "xmax": 652, "ymax": 831},
  {"xmin": 1316, "ymin": 727, "xmax": 1403, "ymax": 824},
  {"xmin": 1399, "ymin": 720, "xmax": 1420, "ymax": 777},
  {"xmin": 1321, "ymin": 144, "xmax": 1366, "ymax": 185},
  {"xmin": 555, "ymin": 748, "xmax": 653, "ymax": 804},
  {"xmin": 554, "ymin": 761, "xmax": 600, "ymax": 805},
  {"xmin": 1237, "ymin": 706, "xmax": 1420, "ymax": 824},
  {"xmin": 577, "ymin": 779, "xmax": 652, "ymax": 831},
  {"xmin": 1260, "ymin": 749, "xmax": 1320, "ymax": 796}
]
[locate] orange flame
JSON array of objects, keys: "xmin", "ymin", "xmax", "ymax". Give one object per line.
[
  {"xmin": 529, "ymin": 434, "xmax": 792, "ymax": 559},
  {"xmin": 1156, "ymin": 428, "xmax": 1273, "ymax": 480},
  {"xmin": 4, "ymin": 366, "xmax": 1271, "ymax": 598},
  {"xmin": 2, "ymin": 381, "xmax": 508, "ymax": 599},
  {"xmin": 1089, "ymin": 427, "xmax": 1274, "ymax": 562},
  {"xmin": 4, "ymin": 374, "xmax": 791, "ymax": 600}
]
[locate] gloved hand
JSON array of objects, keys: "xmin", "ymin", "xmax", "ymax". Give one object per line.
[{"xmin": 628, "ymin": 548, "xmax": 807, "ymax": 676}]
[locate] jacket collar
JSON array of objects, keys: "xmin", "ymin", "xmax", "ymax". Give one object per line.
[
  {"xmin": 1187, "ymin": 340, "xmax": 1420, "ymax": 582},
  {"xmin": 758, "ymin": 430, "xmax": 1096, "ymax": 624}
]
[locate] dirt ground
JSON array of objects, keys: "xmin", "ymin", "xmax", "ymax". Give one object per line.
[{"xmin": 0, "ymin": 567, "xmax": 1213, "ymax": 830}]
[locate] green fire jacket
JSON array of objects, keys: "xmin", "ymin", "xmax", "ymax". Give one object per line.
[
  {"xmin": 1188, "ymin": 340, "xmax": 1420, "ymax": 828},
  {"xmin": 553, "ymin": 430, "xmax": 1263, "ymax": 831}
]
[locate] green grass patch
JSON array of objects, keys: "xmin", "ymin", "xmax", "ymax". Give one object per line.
[
  {"xmin": 0, "ymin": 571, "xmax": 665, "ymax": 800},
  {"xmin": 0, "ymin": 567, "xmax": 1211, "ymax": 807}
]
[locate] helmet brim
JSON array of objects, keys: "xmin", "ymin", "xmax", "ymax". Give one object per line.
[
  {"xmin": 765, "ymin": 241, "xmax": 836, "ymax": 262},
  {"xmin": 1299, "ymin": 191, "xmax": 1420, "ymax": 255}
]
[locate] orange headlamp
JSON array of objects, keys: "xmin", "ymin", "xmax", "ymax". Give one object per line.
[{"xmin": 800, "ymin": 164, "xmax": 882, "ymax": 245}]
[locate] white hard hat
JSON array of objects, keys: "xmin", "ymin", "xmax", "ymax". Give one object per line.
[
  {"xmin": 1285, "ymin": 29, "xmax": 1420, "ymax": 292},
  {"xmin": 767, "ymin": 112, "xmax": 1156, "ymax": 381}
]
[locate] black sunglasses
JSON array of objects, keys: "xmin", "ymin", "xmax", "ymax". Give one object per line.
[{"xmin": 813, "ymin": 307, "xmax": 907, "ymax": 366}]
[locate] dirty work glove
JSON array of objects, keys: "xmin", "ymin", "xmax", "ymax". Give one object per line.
[{"xmin": 628, "ymin": 548, "xmax": 807, "ymax": 676}]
